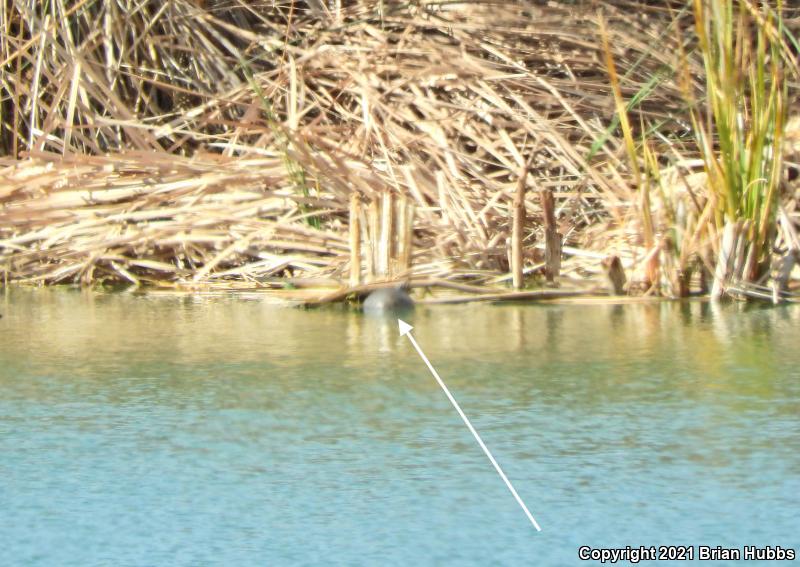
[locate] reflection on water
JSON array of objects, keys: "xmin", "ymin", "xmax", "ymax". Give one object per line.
[{"xmin": 0, "ymin": 289, "xmax": 798, "ymax": 566}]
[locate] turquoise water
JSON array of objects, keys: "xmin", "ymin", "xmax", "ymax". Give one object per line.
[{"xmin": 0, "ymin": 289, "xmax": 798, "ymax": 566}]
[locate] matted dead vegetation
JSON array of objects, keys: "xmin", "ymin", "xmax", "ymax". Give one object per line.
[{"xmin": 1, "ymin": 0, "xmax": 799, "ymax": 301}]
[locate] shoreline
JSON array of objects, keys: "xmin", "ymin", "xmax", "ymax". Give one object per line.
[{"xmin": 4, "ymin": 279, "xmax": 797, "ymax": 309}]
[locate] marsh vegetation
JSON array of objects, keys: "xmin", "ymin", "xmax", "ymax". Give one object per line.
[{"xmin": 1, "ymin": 0, "xmax": 798, "ymax": 303}]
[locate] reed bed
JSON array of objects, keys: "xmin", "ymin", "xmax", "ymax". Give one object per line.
[{"xmin": 1, "ymin": 0, "xmax": 799, "ymax": 302}]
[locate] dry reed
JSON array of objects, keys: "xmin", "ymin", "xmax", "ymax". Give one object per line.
[{"xmin": 1, "ymin": 1, "xmax": 799, "ymax": 301}]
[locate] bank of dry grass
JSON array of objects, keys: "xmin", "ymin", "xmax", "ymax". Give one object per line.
[{"xmin": 1, "ymin": 1, "xmax": 799, "ymax": 300}]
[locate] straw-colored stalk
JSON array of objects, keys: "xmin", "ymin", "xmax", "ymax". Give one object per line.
[
  {"xmin": 599, "ymin": 14, "xmax": 658, "ymax": 288},
  {"xmin": 511, "ymin": 167, "xmax": 528, "ymax": 290},
  {"xmin": 349, "ymin": 193, "xmax": 362, "ymax": 287}
]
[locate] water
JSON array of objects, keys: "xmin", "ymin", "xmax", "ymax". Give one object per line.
[{"xmin": 0, "ymin": 289, "xmax": 798, "ymax": 566}]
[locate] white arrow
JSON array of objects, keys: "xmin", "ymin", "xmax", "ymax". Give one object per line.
[{"xmin": 398, "ymin": 319, "xmax": 542, "ymax": 532}]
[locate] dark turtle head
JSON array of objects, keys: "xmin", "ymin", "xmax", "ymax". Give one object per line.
[{"xmin": 362, "ymin": 284, "xmax": 415, "ymax": 315}]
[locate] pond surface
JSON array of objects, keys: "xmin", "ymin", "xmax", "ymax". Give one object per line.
[{"xmin": 0, "ymin": 289, "xmax": 798, "ymax": 566}]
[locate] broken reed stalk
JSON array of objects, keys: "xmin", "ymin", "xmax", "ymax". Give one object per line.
[
  {"xmin": 396, "ymin": 195, "xmax": 407, "ymax": 276},
  {"xmin": 512, "ymin": 166, "xmax": 528, "ymax": 290},
  {"xmin": 711, "ymin": 220, "xmax": 739, "ymax": 300},
  {"xmin": 367, "ymin": 199, "xmax": 379, "ymax": 283},
  {"xmin": 602, "ymin": 255, "xmax": 627, "ymax": 295},
  {"xmin": 772, "ymin": 207, "xmax": 800, "ymax": 303},
  {"xmin": 349, "ymin": 193, "xmax": 362, "ymax": 287},
  {"xmin": 397, "ymin": 195, "xmax": 414, "ymax": 275},
  {"xmin": 772, "ymin": 252, "xmax": 797, "ymax": 303},
  {"xmin": 541, "ymin": 187, "xmax": 562, "ymax": 284},
  {"xmin": 379, "ymin": 191, "xmax": 393, "ymax": 278}
]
